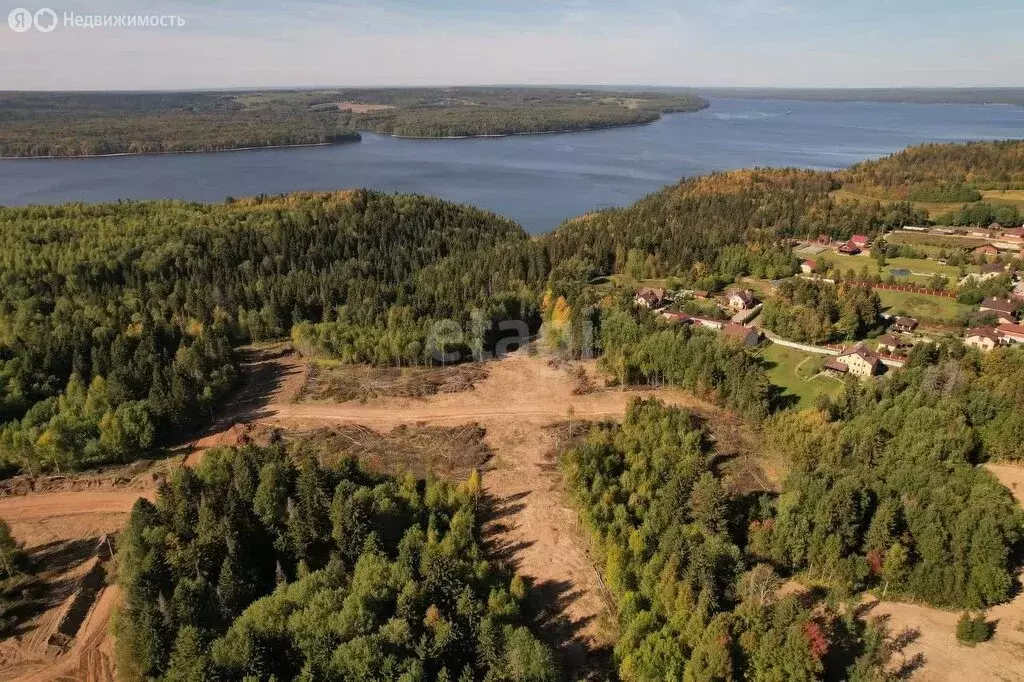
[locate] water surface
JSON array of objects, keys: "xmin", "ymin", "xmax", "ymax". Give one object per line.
[{"xmin": 1, "ymin": 98, "xmax": 1020, "ymax": 233}]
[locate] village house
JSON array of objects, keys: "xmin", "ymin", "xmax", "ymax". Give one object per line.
[
  {"xmin": 971, "ymin": 229, "xmax": 993, "ymax": 239},
  {"xmin": 850, "ymin": 234, "xmax": 870, "ymax": 249},
  {"xmin": 661, "ymin": 311, "xmax": 693, "ymax": 325},
  {"xmin": 891, "ymin": 317, "xmax": 918, "ymax": 333},
  {"xmin": 962, "ymin": 263, "xmax": 1007, "ymax": 285},
  {"xmin": 832, "ymin": 343, "xmax": 883, "ymax": 378},
  {"xmin": 728, "ymin": 290, "xmax": 756, "ymax": 310},
  {"xmin": 964, "ymin": 327, "xmax": 1006, "ymax": 352},
  {"xmin": 800, "ymin": 259, "xmax": 817, "ymax": 275},
  {"xmin": 837, "ymin": 241, "xmax": 862, "ymax": 255},
  {"xmin": 1002, "ymin": 227, "xmax": 1024, "ymax": 240},
  {"xmin": 980, "ymin": 297, "xmax": 1021, "ymax": 324},
  {"xmin": 974, "ymin": 244, "xmax": 1000, "ymax": 257},
  {"xmin": 823, "ymin": 357, "xmax": 851, "ymax": 377},
  {"xmin": 876, "ymin": 334, "xmax": 910, "ymax": 355},
  {"xmin": 996, "ymin": 323, "xmax": 1024, "ymax": 344},
  {"xmin": 634, "ymin": 287, "xmax": 667, "ymax": 309},
  {"xmin": 721, "ymin": 322, "xmax": 761, "ymax": 347}
]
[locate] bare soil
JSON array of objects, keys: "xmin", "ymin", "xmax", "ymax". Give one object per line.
[
  {"xmin": 296, "ymin": 362, "xmax": 487, "ymax": 403},
  {"xmin": 333, "ymin": 102, "xmax": 395, "ymax": 113}
]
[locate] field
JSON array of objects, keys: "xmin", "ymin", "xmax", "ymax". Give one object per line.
[
  {"xmin": 759, "ymin": 343, "xmax": 845, "ymax": 409},
  {"xmin": 981, "ymin": 189, "xmax": 1024, "ymax": 210},
  {"xmin": 877, "ymin": 289, "xmax": 974, "ymax": 324},
  {"xmin": 801, "ymin": 249, "xmax": 975, "ymax": 284}
]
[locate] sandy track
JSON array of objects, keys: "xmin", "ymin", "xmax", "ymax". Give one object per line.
[{"xmin": 0, "ymin": 491, "xmax": 147, "ymax": 682}]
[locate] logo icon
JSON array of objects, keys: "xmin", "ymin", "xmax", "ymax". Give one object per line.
[
  {"xmin": 33, "ymin": 7, "xmax": 56, "ymax": 31},
  {"xmin": 8, "ymin": 7, "xmax": 32, "ymax": 31}
]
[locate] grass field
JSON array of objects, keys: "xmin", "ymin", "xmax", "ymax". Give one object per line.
[
  {"xmin": 806, "ymin": 250, "xmax": 975, "ymax": 283},
  {"xmin": 760, "ymin": 343, "xmax": 845, "ymax": 410},
  {"xmin": 887, "ymin": 231, "xmax": 990, "ymax": 252},
  {"xmin": 981, "ymin": 189, "xmax": 1024, "ymax": 210},
  {"xmin": 877, "ymin": 289, "xmax": 974, "ymax": 323}
]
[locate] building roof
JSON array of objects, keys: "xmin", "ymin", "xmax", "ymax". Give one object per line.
[
  {"xmin": 996, "ymin": 323, "xmax": 1024, "ymax": 338},
  {"xmin": 966, "ymin": 327, "xmax": 1004, "ymax": 342},
  {"xmin": 980, "ymin": 297, "xmax": 1021, "ymax": 314},
  {"xmin": 730, "ymin": 290, "xmax": 755, "ymax": 305},
  {"xmin": 981, "ymin": 263, "xmax": 1007, "ymax": 274},
  {"xmin": 893, "ymin": 316, "xmax": 918, "ymax": 328},
  {"xmin": 722, "ymin": 322, "xmax": 757, "ymax": 341},
  {"xmin": 876, "ymin": 334, "xmax": 905, "ymax": 348},
  {"xmin": 974, "ymin": 244, "xmax": 999, "ymax": 253},
  {"xmin": 802, "ymin": 259, "xmax": 817, "ymax": 269},
  {"xmin": 838, "ymin": 343, "xmax": 882, "ymax": 369},
  {"xmin": 824, "ymin": 357, "xmax": 849, "ymax": 373},
  {"xmin": 851, "ymin": 234, "xmax": 870, "ymax": 244},
  {"xmin": 1002, "ymin": 227, "xmax": 1024, "ymax": 238},
  {"xmin": 838, "ymin": 242, "xmax": 862, "ymax": 254}
]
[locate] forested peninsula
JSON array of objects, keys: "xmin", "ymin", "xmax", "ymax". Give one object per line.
[{"xmin": 0, "ymin": 88, "xmax": 708, "ymax": 157}]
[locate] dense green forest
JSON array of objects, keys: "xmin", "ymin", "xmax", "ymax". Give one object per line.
[
  {"xmin": 759, "ymin": 344, "xmax": 1024, "ymax": 606},
  {"xmin": 0, "ymin": 88, "xmax": 706, "ymax": 156},
  {"xmin": 840, "ymin": 140, "xmax": 1024, "ymax": 195},
  {"xmin": 760, "ymin": 280, "xmax": 883, "ymax": 345},
  {"xmin": 115, "ymin": 443, "xmax": 557, "ymax": 681},
  {"xmin": 562, "ymin": 398, "xmax": 902, "ymax": 681},
  {"xmin": 0, "ymin": 191, "xmax": 541, "ymax": 475}
]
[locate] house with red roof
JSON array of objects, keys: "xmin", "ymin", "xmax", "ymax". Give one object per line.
[
  {"xmin": 850, "ymin": 234, "xmax": 870, "ymax": 249},
  {"xmin": 996, "ymin": 323, "xmax": 1024, "ymax": 344}
]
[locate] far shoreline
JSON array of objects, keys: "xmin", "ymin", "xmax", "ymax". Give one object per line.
[
  {"xmin": 0, "ymin": 138, "xmax": 361, "ymax": 161},
  {"xmin": 0, "ymin": 109, "xmax": 706, "ymax": 159}
]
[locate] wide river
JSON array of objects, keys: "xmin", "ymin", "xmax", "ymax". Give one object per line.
[{"xmin": 1, "ymin": 98, "xmax": 1021, "ymax": 233}]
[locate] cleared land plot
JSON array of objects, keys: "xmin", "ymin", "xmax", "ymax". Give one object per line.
[
  {"xmin": 276, "ymin": 423, "xmax": 492, "ymax": 481},
  {"xmin": 877, "ymin": 290, "xmax": 974, "ymax": 324},
  {"xmin": 759, "ymin": 343, "xmax": 844, "ymax": 410},
  {"xmin": 297, "ymin": 362, "xmax": 488, "ymax": 403},
  {"xmin": 887, "ymin": 232, "xmax": 990, "ymax": 252}
]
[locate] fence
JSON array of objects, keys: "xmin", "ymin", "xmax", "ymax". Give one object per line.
[{"xmin": 846, "ymin": 281, "xmax": 957, "ymax": 299}]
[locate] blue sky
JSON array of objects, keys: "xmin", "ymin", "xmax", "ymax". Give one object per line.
[{"xmin": 2, "ymin": 0, "xmax": 1023, "ymax": 90}]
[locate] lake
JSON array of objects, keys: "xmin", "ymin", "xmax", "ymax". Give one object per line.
[{"xmin": 1, "ymin": 98, "xmax": 1021, "ymax": 233}]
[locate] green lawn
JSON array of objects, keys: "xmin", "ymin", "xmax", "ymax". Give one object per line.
[
  {"xmin": 811, "ymin": 251, "xmax": 974, "ymax": 283},
  {"xmin": 877, "ymin": 289, "xmax": 975, "ymax": 323},
  {"xmin": 759, "ymin": 343, "xmax": 845, "ymax": 410}
]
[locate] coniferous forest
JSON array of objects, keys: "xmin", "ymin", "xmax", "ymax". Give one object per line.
[{"xmin": 116, "ymin": 445, "xmax": 556, "ymax": 681}]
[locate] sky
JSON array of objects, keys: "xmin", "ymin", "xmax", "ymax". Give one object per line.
[{"xmin": 1, "ymin": 0, "xmax": 1023, "ymax": 90}]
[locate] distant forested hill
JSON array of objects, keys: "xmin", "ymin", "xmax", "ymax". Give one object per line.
[
  {"xmin": 695, "ymin": 87, "xmax": 1024, "ymax": 106},
  {"xmin": 0, "ymin": 88, "xmax": 707, "ymax": 157}
]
